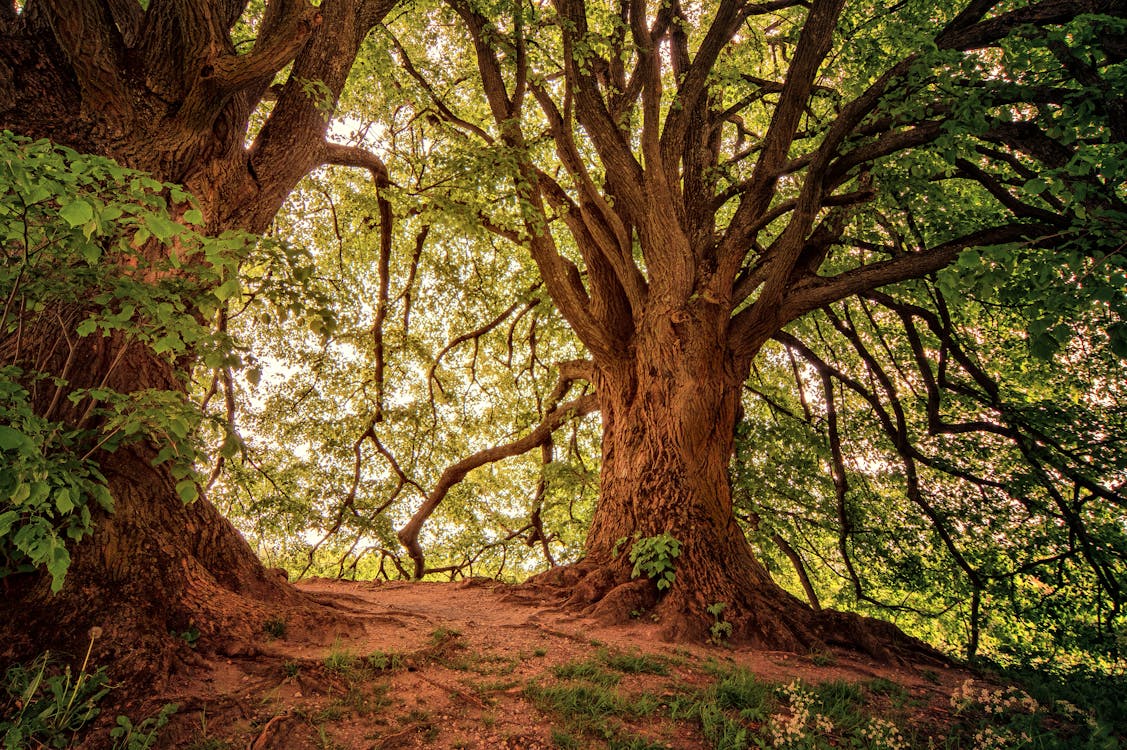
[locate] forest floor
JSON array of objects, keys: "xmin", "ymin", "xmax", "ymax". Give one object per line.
[{"xmin": 88, "ymin": 577, "xmax": 1049, "ymax": 750}]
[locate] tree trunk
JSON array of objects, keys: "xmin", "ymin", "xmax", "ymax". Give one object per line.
[
  {"xmin": 0, "ymin": 312, "xmax": 328, "ymax": 682},
  {"xmin": 533, "ymin": 300, "xmax": 932, "ymax": 660}
]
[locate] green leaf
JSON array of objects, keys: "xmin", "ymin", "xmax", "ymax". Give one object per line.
[
  {"xmin": 175, "ymin": 480, "xmax": 198, "ymax": 504},
  {"xmin": 59, "ymin": 199, "xmax": 94, "ymax": 227},
  {"xmin": 144, "ymin": 214, "xmax": 182, "ymax": 241},
  {"xmin": 0, "ymin": 425, "xmax": 27, "ymax": 450},
  {"xmin": 55, "ymin": 488, "xmax": 74, "ymax": 514},
  {"xmin": 0, "ymin": 510, "xmax": 18, "ymax": 537},
  {"xmin": 213, "ymin": 277, "xmax": 240, "ymax": 302}
]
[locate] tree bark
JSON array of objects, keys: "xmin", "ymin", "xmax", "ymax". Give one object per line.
[{"xmin": 532, "ymin": 298, "xmax": 934, "ymax": 660}]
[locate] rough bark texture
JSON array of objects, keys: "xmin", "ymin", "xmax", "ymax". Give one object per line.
[
  {"xmin": 531, "ymin": 299, "xmax": 937, "ymax": 661},
  {"xmin": 0, "ymin": 0, "xmax": 392, "ymax": 679}
]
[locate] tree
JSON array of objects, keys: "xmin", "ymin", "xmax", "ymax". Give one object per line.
[
  {"xmin": 379, "ymin": 0, "xmax": 1126, "ymax": 647},
  {"xmin": 0, "ymin": 0, "xmax": 398, "ymax": 674}
]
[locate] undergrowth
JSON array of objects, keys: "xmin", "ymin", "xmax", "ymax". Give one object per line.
[{"xmin": 0, "ymin": 634, "xmax": 176, "ymax": 749}]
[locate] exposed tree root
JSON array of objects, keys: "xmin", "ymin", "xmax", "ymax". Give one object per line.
[
  {"xmin": 0, "ymin": 450, "xmax": 360, "ymax": 687},
  {"xmin": 525, "ymin": 559, "xmax": 946, "ymax": 666}
]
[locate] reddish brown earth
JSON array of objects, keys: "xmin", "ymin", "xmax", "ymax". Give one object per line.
[{"xmin": 77, "ymin": 578, "xmax": 977, "ymax": 749}]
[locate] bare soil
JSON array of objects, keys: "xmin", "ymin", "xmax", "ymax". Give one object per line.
[{"xmin": 105, "ymin": 578, "xmax": 973, "ymax": 749}]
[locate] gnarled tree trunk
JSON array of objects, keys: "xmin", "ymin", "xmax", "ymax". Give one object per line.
[
  {"xmin": 533, "ymin": 299, "xmax": 929, "ymax": 660},
  {"xmin": 580, "ymin": 301, "xmax": 816, "ymax": 648}
]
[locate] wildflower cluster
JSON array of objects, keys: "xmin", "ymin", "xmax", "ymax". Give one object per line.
[
  {"xmin": 858, "ymin": 716, "xmax": 907, "ymax": 750},
  {"xmin": 950, "ymin": 679, "xmax": 1040, "ymax": 715},
  {"xmin": 767, "ymin": 680, "xmax": 834, "ymax": 748}
]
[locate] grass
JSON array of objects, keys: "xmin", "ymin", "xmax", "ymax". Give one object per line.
[
  {"xmin": 552, "ymin": 660, "xmax": 621, "ymax": 687},
  {"xmin": 262, "ymin": 616, "xmax": 287, "ymax": 639},
  {"xmin": 323, "ymin": 642, "xmax": 359, "ymax": 675},
  {"xmin": 600, "ymin": 649, "xmax": 670, "ymax": 676}
]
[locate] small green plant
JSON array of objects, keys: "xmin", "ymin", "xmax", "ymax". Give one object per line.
[
  {"xmin": 262, "ymin": 616, "xmax": 287, "ymax": 639},
  {"xmin": 810, "ymin": 651, "xmax": 837, "ymax": 667},
  {"xmin": 323, "ymin": 642, "xmax": 358, "ymax": 675},
  {"xmin": 282, "ymin": 661, "xmax": 300, "ymax": 678},
  {"xmin": 552, "ymin": 660, "xmax": 621, "ymax": 687},
  {"xmin": 110, "ymin": 703, "xmax": 179, "ymax": 750},
  {"xmin": 365, "ymin": 650, "xmax": 405, "ymax": 671},
  {"xmin": 1, "ymin": 633, "xmax": 111, "ymax": 749},
  {"xmin": 533, "ymin": 648, "xmax": 548, "ymax": 657},
  {"xmin": 185, "ymin": 711, "xmax": 230, "ymax": 750},
  {"xmin": 177, "ymin": 626, "xmax": 200, "ymax": 647},
  {"xmin": 429, "ymin": 626, "xmax": 463, "ymax": 645},
  {"xmin": 627, "ymin": 533, "xmax": 681, "ymax": 591},
  {"xmin": 706, "ymin": 602, "xmax": 733, "ymax": 644},
  {"xmin": 600, "ymin": 650, "xmax": 669, "ymax": 676}
]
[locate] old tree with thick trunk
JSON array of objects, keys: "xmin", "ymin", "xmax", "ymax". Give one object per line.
[
  {"xmin": 436, "ymin": 0, "xmax": 1126, "ymax": 647},
  {"xmin": 0, "ymin": 0, "xmax": 397, "ymax": 671},
  {"xmin": 1, "ymin": 0, "xmax": 1124, "ymax": 673}
]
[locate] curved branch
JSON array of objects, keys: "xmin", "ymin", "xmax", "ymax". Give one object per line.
[{"xmin": 397, "ymin": 392, "xmax": 599, "ymax": 579}]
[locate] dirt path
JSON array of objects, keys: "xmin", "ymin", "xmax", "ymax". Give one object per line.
[{"xmin": 127, "ymin": 578, "xmax": 969, "ymax": 749}]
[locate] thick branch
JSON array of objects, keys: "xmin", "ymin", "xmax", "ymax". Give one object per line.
[{"xmin": 397, "ymin": 393, "xmax": 599, "ymax": 578}]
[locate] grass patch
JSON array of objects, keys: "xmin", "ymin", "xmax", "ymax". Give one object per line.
[
  {"xmin": 600, "ymin": 649, "xmax": 670, "ymax": 676},
  {"xmin": 552, "ymin": 660, "xmax": 621, "ymax": 687}
]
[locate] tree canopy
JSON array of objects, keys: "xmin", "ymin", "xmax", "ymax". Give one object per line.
[{"xmin": 1, "ymin": 0, "xmax": 1125, "ymax": 671}]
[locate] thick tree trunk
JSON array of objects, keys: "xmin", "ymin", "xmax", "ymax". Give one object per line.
[
  {"xmin": 534, "ymin": 301, "xmax": 932, "ymax": 660},
  {"xmin": 0, "ymin": 318, "xmax": 329, "ymax": 681}
]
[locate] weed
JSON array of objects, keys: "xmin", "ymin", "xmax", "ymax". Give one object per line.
[
  {"xmin": 109, "ymin": 702, "xmax": 179, "ymax": 750},
  {"xmin": 185, "ymin": 711, "xmax": 230, "ymax": 750},
  {"xmin": 315, "ymin": 704, "xmax": 344, "ymax": 722},
  {"xmin": 607, "ymin": 736, "xmax": 671, "ymax": 750},
  {"xmin": 809, "ymin": 650, "xmax": 837, "ymax": 667},
  {"xmin": 365, "ymin": 650, "xmax": 405, "ymax": 671},
  {"xmin": 550, "ymin": 727, "xmax": 582, "ymax": 749},
  {"xmin": 262, "ymin": 616, "xmax": 287, "ymax": 639},
  {"xmin": 601, "ymin": 649, "xmax": 669, "ymax": 676},
  {"xmin": 282, "ymin": 661, "xmax": 300, "ymax": 678},
  {"xmin": 706, "ymin": 602, "xmax": 733, "ymax": 645},
  {"xmin": 177, "ymin": 626, "xmax": 200, "ymax": 647},
  {"xmin": 526, "ymin": 681, "xmax": 623, "ymax": 718},
  {"xmin": 625, "ymin": 533, "xmax": 681, "ymax": 591},
  {"xmin": 533, "ymin": 648, "xmax": 548, "ymax": 657},
  {"xmin": 1, "ymin": 636, "xmax": 111, "ymax": 749},
  {"xmin": 323, "ymin": 642, "xmax": 358, "ymax": 675},
  {"xmin": 552, "ymin": 660, "xmax": 621, "ymax": 686},
  {"xmin": 429, "ymin": 627, "xmax": 463, "ymax": 645}
]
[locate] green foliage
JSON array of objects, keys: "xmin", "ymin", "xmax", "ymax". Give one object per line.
[
  {"xmin": 262, "ymin": 616, "xmax": 287, "ymax": 639},
  {"xmin": 625, "ymin": 534, "xmax": 681, "ymax": 591},
  {"xmin": 706, "ymin": 603, "xmax": 733, "ymax": 645},
  {"xmin": 0, "ymin": 131, "xmax": 258, "ymax": 590},
  {"xmin": 552, "ymin": 660, "xmax": 621, "ymax": 687},
  {"xmin": 0, "ymin": 372, "xmax": 114, "ymax": 591},
  {"xmin": 0, "ymin": 130, "xmax": 332, "ymax": 592},
  {"xmin": 599, "ymin": 650, "xmax": 669, "ymax": 676},
  {"xmin": 0, "ymin": 651, "xmax": 110, "ymax": 749},
  {"xmin": 109, "ymin": 703, "xmax": 179, "ymax": 750},
  {"xmin": 323, "ymin": 643, "xmax": 359, "ymax": 675}
]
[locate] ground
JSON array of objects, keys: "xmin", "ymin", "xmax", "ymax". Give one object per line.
[{"xmin": 76, "ymin": 578, "xmax": 1001, "ymax": 749}]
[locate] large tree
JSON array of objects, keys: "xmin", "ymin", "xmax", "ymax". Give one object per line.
[
  {"xmin": 0, "ymin": 0, "xmax": 397, "ymax": 672},
  {"xmin": 389, "ymin": 0, "xmax": 1127, "ymax": 647}
]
